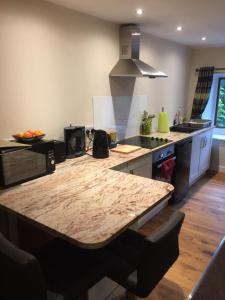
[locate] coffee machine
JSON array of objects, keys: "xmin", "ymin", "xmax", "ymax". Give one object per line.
[{"xmin": 64, "ymin": 126, "xmax": 85, "ymax": 158}]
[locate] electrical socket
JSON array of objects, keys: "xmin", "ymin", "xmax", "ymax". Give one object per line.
[
  {"xmin": 85, "ymin": 125, "xmax": 94, "ymax": 137},
  {"xmin": 85, "ymin": 125, "xmax": 94, "ymax": 151}
]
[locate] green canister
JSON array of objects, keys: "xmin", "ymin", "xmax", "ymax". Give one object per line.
[{"xmin": 158, "ymin": 107, "xmax": 170, "ymax": 133}]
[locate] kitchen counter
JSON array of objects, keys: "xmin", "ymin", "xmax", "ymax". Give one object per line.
[
  {"xmin": 0, "ymin": 127, "xmax": 212, "ymax": 249},
  {"xmin": 0, "ymin": 155, "xmax": 173, "ymax": 249},
  {"xmin": 60, "ymin": 126, "xmax": 213, "ymax": 171}
]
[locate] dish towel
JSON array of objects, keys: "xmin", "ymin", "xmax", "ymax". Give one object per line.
[{"xmin": 161, "ymin": 158, "xmax": 175, "ymax": 181}]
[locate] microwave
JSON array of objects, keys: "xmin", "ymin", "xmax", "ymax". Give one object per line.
[{"xmin": 0, "ymin": 140, "xmax": 55, "ymax": 188}]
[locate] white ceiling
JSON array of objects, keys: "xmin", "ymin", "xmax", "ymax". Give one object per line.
[{"xmin": 46, "ymin": 0, "xmax": 225, "ymax": 47}]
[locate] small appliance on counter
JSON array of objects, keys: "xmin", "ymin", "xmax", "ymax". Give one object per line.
[
  {"xmin": 64, "ymin": 125, "xmax": 85, "ymax": 158},
  {"xmin": 158, "ymin": 107, "xmax": 169, "ymax": 133},
  {"xmin": 53, "ymin": 140, "xmax": 66, "ymax": 164},
  {"xmin": 0, "ymin": 140, "xmax": 55, "ymax": 188},
  {"xmin": 92, "ymin": 130, "xmax": 109, "ymax": 158}
]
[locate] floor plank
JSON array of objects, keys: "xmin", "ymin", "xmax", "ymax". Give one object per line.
[{"xmin": 139, "ymin": 171, "xmax": 225, "ymax": 300}]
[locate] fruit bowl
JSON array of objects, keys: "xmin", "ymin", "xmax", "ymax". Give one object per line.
[
  {"xmin": 12, "ymin": 134, "xmax": 45, "ymax": 143},
  {"xmin": 12, "ymin": 130, "xmax": 45, "ymax": 143}
]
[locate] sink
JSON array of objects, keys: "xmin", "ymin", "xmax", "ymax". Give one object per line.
[
  {"xmin": 170, "ymin": 119, "xmax": 212, "ymax": 133},
  {"xmin": 183, "ymin": 119, "xmax": 212, "ymax": 128},
  {"xmin": 170, "ymin": 125, "xmax": 201, "ymax": 133}
]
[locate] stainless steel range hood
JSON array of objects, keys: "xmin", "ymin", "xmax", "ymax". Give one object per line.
[{"xmin": 110, "ymin": 24, "xmax": 167, "ymax": 78}]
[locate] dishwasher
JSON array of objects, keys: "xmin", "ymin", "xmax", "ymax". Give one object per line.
[{"xmin": 170, "ymin": 137, "xmax": 193, "ymax": 204}]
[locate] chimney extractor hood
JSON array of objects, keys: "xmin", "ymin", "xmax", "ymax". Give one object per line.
[{"xmin": 110, "ymin": 24, "xmax": 167, "ymax": 78}]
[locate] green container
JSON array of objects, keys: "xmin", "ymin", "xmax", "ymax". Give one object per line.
[
  {"xmin": 141, "ymin": 118, "xmax": 152, "ymax": 135},
  {"xmin": 158, "ymin": 111, "xmax": 169, "ymax": 133}
]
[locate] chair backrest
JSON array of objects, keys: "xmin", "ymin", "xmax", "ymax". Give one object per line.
[
  {"xmin": 0, "ymin": 233, "xmax": 47, "ymax": 300},
  {"xmin": 136, "ymin": 211, "xmax": 185, "ymax": 297}
]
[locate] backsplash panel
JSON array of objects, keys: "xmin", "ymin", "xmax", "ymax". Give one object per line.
[{"xmin": 93, "ymin": 95, "xmax": 148, "ymax": 140}]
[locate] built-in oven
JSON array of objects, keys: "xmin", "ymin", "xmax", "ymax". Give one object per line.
[
  {"xmin": 152, "ymin": 144, "xmax": 176, "ymax": 183},
  {"xmin": 152, "ymin": 138, "xmax": 193, "ymax": 204},
  {"xmin": 0, "ymin": 140, "xmax": 55, "ymax": 188}
]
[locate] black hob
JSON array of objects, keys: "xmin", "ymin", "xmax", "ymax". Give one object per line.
[{"xmin": 118, "ymin": 136, "xmax": 171, "ymax": 150}]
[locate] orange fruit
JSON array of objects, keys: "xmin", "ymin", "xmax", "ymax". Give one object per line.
[
  {"xmin": 28, "ymin": 130, "xmax": 36, "ymax": 136},
  {"xmin": 34, "ymin": 130, "xmax": 44, "ymax": 136},
  {"xmin": 23, "ymin": 131, "xmax": 33, "ymax": 138},
  {"xmin": 15, "ymin": 132, "xmax": 24, "ymax": 138}
]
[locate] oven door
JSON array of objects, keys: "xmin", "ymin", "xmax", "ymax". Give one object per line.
[{"xmin": 152, "ymin": 156, "xmax": 176, "ymax": 183}]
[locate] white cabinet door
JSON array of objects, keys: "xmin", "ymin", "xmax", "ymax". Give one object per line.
[
  {"xmin": 199, "ymin": 129, "xmax": 213, "ymax": 175},
  {"xmin": 189, "ymin": 128, "xmax": 213, "ymax": 185},
  {"xmin": 127, "ymin": 154, "xmax": 152, "ymax": 178},
  {"xmin": 189, "ymin": 134, "xmax": 201, "ymax": 185}
]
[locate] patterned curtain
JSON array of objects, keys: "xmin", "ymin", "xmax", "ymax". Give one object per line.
[{"xmin": 191, "ymin": 66, "xmax": 214, "ymax": 119}]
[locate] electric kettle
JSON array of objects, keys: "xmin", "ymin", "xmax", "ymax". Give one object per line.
[{"xmin": 92, "ymin": 130, "xmax": 109, "ymax": 158}]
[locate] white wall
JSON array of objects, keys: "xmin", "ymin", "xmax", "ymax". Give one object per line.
[
  {"xmin": 135, "ymin": 34, "xmax": 191, "ymax": 129},
  {"xmin": 0, "ymin": 0, "xmax": 118, "ymax": 140},
  {"xmin": 0, "ymin": 0, "xmax": 190, "ymax": 140},
  {"xmin": 211, "ymin": 139, "xmax": 225, "ymax": 173}
]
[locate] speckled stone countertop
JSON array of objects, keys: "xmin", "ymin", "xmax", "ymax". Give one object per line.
[{"xmin": 0, "ymin": 127, "xmax": 212, "ymax": 249}]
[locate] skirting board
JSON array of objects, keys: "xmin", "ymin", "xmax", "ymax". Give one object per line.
[{"xmin": 210, "ymin": 164, "xmax": 225, "ymax": 174}]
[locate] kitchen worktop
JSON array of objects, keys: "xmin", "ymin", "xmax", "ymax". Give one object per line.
[
  {"xmin": 0, "ymin": 154, "xmax": 173, "ymax": 249},
  {"xmin": 60, "ymin": 126, "xmax": 213, "ymax": 171},
  {"xmin": 0, "ymin": 127, "xmax": 212, "ymax": 249}
]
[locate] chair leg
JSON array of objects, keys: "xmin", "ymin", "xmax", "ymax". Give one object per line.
[{"xmin": 126, "ymin": 290, "xmax": 137, "ymax": 300}]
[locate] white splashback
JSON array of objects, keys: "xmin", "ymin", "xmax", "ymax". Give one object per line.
[{"xmin": 93, "ymin": 95, "xmax": 148, "ymax": 140}]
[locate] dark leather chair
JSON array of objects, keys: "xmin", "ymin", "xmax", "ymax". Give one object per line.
[
  {"xmin": 34, "ymin": 238, "xmax": 110, "ymax": 300},
  {"xmin": 0, "ymin": 233, "xmax": 110, "ymax": 300},
  {"xmin": 106, "ymin": 211, "xmax": 185, "ymax": 298}
]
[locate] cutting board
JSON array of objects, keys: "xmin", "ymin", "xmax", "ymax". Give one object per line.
[{"xmin": 111, "ymin": 144, "xmax": 141, "ymax": 154}]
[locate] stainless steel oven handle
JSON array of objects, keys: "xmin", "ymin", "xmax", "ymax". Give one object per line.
[{"xmin": 156, "ymin": 156, "xmax": 176, "ymax": 169}]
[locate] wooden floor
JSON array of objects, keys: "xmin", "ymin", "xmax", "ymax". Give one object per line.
[{"xmin": 139, "ymin": 171, "xmax": 225, "ymax": 300}]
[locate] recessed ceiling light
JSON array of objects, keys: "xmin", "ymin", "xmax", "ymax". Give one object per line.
[
  {"xmin": 136, "ymin": 8, "xmax": 143, "ymax": 15},
  {"xmin": 177, "ymin": 26, "xmax": 182, "ymax": 31},
  {"xmin": 202, "ymin": 36, "xmax": 206, "ymax": 41}
]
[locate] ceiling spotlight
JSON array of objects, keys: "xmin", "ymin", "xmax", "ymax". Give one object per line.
[
  {"xmin": 177, "ymin": 26, "xmax": 182, "ymax": 31},
  {"xmin": 202, "ymin": 36, "xmax": 206, "ymax": 41},
  {"xmin": 136, "ymin": 8, "xmax": 143, "ymax": 15}
]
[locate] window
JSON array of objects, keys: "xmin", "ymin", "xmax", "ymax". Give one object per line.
[{"xmin": 215, "ymin": 78, "xmax": 225, "ymax": 128}]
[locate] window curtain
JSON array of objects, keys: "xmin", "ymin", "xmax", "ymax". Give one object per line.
[{"xmin": 191, "ymin": 66, "xmax": 214, "ymax": 119}]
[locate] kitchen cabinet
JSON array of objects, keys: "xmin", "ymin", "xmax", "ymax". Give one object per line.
[
  {"xmin": 111, "ymin": 162, "xmax": 129, "ymax": 173},
  {"xmin": 199, "ymin": 130, "xmax": 213, "ymax": 174},
  {"xmin": 111, "ymin": 154, "xmax": 152, "ymax": 178},
  {"xmin": 189, "ymin": 129, "xmax": 213, "ymax": 185},
  {"xmin": 127, "ymin": 154, "xmax": 152, "ymax": 178}
]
